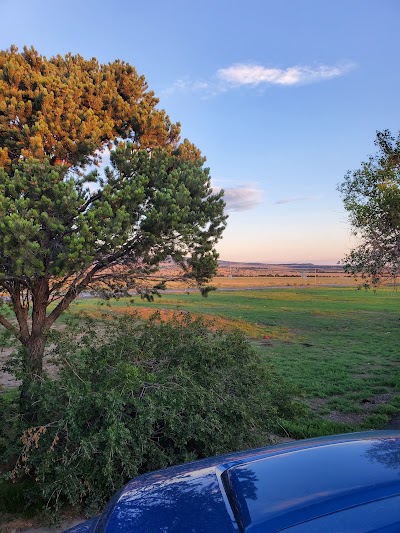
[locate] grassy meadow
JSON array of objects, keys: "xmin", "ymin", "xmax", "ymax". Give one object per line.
[
  {"xmin": 69, "ymin": 286, "xmax": 400, "ymax": 438},
  {"xmin": 165, "ymin": 273, "xmax": 360, "ymax": 290}
]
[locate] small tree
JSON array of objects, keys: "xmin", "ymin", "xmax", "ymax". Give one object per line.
[{"xmin": 338, "ymin": 130, "xmax": 400, "ymax": 286}]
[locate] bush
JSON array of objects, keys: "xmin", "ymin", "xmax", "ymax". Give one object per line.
[
  {"xmin": 0, "ymin": 390, "xmax": 19, "ymax": 460},
  {"xmin": 7, "ymin": 312, "xmax": 301, "ymax": 513}
]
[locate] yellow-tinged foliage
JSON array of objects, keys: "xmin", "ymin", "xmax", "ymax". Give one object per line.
[{"xmin": 0, "ymin": 45, "xmax": 181, "ymax": 168}]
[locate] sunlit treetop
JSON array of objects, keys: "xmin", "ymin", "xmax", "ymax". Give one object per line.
[{"xmin": 0, "ymin": 45, "xmax": 181, "ymax": 168}]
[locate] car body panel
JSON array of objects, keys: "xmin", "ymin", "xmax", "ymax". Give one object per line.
[
  {"xmin": 66, "ymin": 431, "xmax": 400, "ymax": 532},
  {"xmin": 281, "ymin": 496, "xmax": 400, "ymax": 533},
  {"xmin": 221, "ymin": 439, "xmax": 400, "ymax": 531}
]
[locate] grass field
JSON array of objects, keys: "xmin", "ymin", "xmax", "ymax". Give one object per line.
[
  {"xmin": 167, "ymin": 273, "xmax": 360, "ymax": 289},
  {"xmin": 69, "ymin": 286, "xmax": 400, "ymax": 438}
]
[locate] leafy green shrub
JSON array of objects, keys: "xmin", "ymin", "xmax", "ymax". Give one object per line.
[
  {"xmin": 8, "ymin": 312, "xmax": 301, "ymax": 512},
  {"xmin": 0, "ymin": 392, "xmax": 48, "ymax": 519},
  {"xmin": 0, "ymin": 390, "xmax": 19, "ymax": 460},
  {"xmin": 0, "ymin": 478, "xmax": 46, "ymax": 517}
]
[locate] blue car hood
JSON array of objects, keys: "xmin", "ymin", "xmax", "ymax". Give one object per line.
[{"xmin": 67, "ymin": 431, "xmax": 400, "ymax": 532}]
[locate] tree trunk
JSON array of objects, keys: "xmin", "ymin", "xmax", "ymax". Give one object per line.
[
  {"xmin": 20, "ymin": 335, "xmax": 47, "ymax": 424},
  {"xmin": 25, "ymin": 335, "xmax": 46, "ymax": 380},
  {"xmin": 19, "ymin": 277, "xmax": 50, "ymax": 423}
]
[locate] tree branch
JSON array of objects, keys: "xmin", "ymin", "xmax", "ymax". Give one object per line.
[
  {"xmin": 6, "ymin": 282, "xmax": 30, "ymax": 342},
  {"xmin": 0, "ymin": 312, "xmax": 19, "ymax": 336},
  {"xmin": 0, "ymin": 276, "xmax": 31, "ymax": 289},
  {"xmin": 49, "ymin": 272, "xmax": 81, "ymax": 295},
  {"xmin": 78, "ymin": 191, "xmax": 103, "ymax": 214},
  {"xmin": 45, "ymin": 239, "xmax": 145, "ymax": 327}
]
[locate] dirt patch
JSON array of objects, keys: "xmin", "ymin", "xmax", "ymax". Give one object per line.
[
  {"xmin": 0, "ymin": 516, "xmax": 85, "ymax": 533},
  {"xmin": 324, "ymin": 393, "xmax": 396, "ymax": 426},
  {"xmin": 306, "ymin": 398, "xmax": 329, "ymax": 411},
  {"xmin": 0, "ymin": 346, "xmax": 61, "ymax": 391},
  {"xmin": 326, "ymin": 411, "xmax": 366, "ymax": 425},
  {"xmin": 360, "ymin": 393, "xmax": 394, "ymax": 410},
  {"xmin": 305, "ymin": 396, "xmax": 368, "ymax": 425},
  {"xmin": 351, "ymin": 373, "xmax": 374, "ymax": 379},
  {"xmin": 0, "ymin": 346, "xmax": 19, "ymax": 390}
]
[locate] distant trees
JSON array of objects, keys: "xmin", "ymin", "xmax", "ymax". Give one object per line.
[
  {"xmin": 338, "ymin": 130, "xmax": 400, "ymax": 286},
  {"xmin": 0, "ymin": 47, "xmax": 226, "ymax": 416}
]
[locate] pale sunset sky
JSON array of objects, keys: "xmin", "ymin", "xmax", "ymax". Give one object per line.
[{"xmin": 1, "ymin": 0, "xmax": 399, "ymax": 264}]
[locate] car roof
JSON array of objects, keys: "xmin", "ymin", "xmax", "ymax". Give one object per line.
[{"xmin": 220, "ymin": 436, "xmax": 400, "ymax": 531}]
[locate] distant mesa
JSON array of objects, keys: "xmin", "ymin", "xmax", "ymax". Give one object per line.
[{"xmin": 218, "ymin": 260, "xmax": 343, "ymax": 272}]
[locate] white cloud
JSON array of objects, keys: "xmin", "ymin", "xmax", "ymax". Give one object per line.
[
  {"xmin": 162, "ymin": 78, "xmax": 209, "ymax": 97},
  {"xmin": 163, "ymin": 61, "xmax": 354, "ymax": 97},
  {"xmin": 217, "ymin": 62, "xmax": 353, "ymax": 87},
  {"xmin": 275, "ymin": 195, "xmax": 321, "ymax": 205},
  {"xmin": 216, "ymin": 185, "xmax": 263, "ymax": 211}
]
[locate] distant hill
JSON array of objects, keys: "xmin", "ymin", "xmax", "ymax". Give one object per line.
[
  {"xmin": 218, "ymin": 260, "xmax": 272, "ymax": 268},
  {"xmin": 218, "ymin": 260, "xmax": 343, "ymax": 272},
  {"xmin": 156, "ymin": 259, "xmax": 344, "ymax": 278}
]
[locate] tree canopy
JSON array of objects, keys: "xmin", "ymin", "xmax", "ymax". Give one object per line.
[
  {"xmin": 0, "ymin": 45, "xmax": 180, "ymax": 168},
  {"xmin": 338, "ymin": 130, "xmax": 400, "ymax": 286}
]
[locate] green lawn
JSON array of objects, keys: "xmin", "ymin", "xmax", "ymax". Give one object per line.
[{"xmin": 69, "ymin": 287, "xmax": 400, "ymax": 438}]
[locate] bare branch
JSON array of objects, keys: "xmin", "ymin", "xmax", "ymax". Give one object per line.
[
  {"xmin": 56, "ymin": 192, "xmax": 104, "ymax": 240},
  {"xmin": 0, "ymin": 312, "xmax": 19, "ymax": 336},
  {"xmin": 0, "ymin": 276, "xmax": 31, "ymax": 289},
  {"xmin": 45, "ymin": 241, "xmax": 145, "ymax": 326},
  {"xmin": 78, "ymin": 191, "xmax": 103, "ymax": 214},
  {"xmin": 49, "ymin": 269, "xmax": 89, "ymax": 296}
]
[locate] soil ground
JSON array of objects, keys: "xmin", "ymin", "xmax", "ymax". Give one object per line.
[
  {"xmin": 1, "ymin": 516, "xmax": 85, "ymax": 532},
  {"xmin": 0, "ymin": 347, "xmax": 17, "ymax": 389}
]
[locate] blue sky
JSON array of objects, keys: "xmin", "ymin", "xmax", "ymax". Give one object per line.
[{"xmin": 1, "ymin": 0, "xmax": 399, "ymax": 263}]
